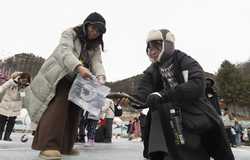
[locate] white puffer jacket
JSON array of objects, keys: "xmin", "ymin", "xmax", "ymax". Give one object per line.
[
  {"xmin": 101, "ymin": 98, "xmax": 115, "ymax": 119},
  {"xmin": 0, "ymin": 79, "xmax": 22, "ymax": 117}
]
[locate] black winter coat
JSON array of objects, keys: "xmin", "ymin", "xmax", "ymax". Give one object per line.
[
  {"xmin": 206, "ymin": 87, "xmax": 222, "ymax": 115},
  {"xmin": 133, "ymin": 50, "xmax": 235, "ymax": 160}
]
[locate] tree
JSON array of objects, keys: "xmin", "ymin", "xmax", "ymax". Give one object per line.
[
  {"xmin": 239, "ymin": 60, "xmax": 250, "ymax": 80},
  {"xmin": 238, "ymin": 60, "xmax": 250, "ymax": 105},
  {"xmin": 216, "ymin": 60, "xmax": 244, "ymax": 105}
]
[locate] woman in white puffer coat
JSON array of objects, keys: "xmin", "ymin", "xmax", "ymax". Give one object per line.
[
  {"xmin": 0, "ymin": 72, "xmax": 30, "ymax": 141},
  {"xmin": 26, "ymin": 12, "xmax": 107, "ymax": 159}
]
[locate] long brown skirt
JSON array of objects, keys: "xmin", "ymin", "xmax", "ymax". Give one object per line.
[{"xmin": 32, "ymin": 77, "xmax": 81, "ymax": 154}]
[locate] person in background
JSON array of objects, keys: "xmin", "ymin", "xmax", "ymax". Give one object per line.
[
  {"xmin": 241, "ymin": 128, "xmax": 249, "ymax": 142},
  {"xmin": 24, "ymin": 12, "xmax": 107, "ymax": 160},
  {"xmin": 0, "ymin": 72, "xmax": 30, "ymax": 141},
  {"xmin": 94, "ymin": 116, "xmax": 106, "ymax": 143},
  {"xmin": 222, "ymin": 107, "xmax": 235, "ymax": 146},
  {"xmin": 131, "ymin": 117, "xmax": 141, "ymax": 140},
  {"xmin": 205, "ymin": 78, "xmax": 222, "ymax": 115},
  {"xmin": 101, "ymin": 98, "xmax": 115, "ymax": 143},
  {"xmin": 139, "ymin": 109, "xmax": 148, "ymax": 141},
  {"xmin": 233, "ymin": 119, "xmax": 243, "ymax": 147},
  {"xmin": 126, "ymin": 120, "xmax": 133, "ymax": 140},
  {"xmin": 77, "ymin": 110, "xmax": 88, "ymax": 143},
  {"xmin": 84, "ymin": 111, "xmax": 100, "ymax": 146}
]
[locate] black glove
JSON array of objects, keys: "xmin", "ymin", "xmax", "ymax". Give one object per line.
[{"xmin": 146, "ymin": 92, "xmax": 163, "ymax": 110}]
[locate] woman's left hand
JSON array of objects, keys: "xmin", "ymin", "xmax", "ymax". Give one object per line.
[{"xmin": 97, "ymin": 75, "xmax": 106, "ymax": 84}]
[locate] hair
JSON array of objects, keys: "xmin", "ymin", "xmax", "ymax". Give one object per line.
[
  {"xmin": 73, "ymin": 24, "xmax": 104, "ymax": 51},
  {"xmin": 19, "ymin": 72, "xmax": 31, "ymax": 83},
  {"xmin": 11, "ymin": 71, "xmax": 22, "ymax": 79}
]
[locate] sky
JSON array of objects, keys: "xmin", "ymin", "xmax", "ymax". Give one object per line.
[{"xmin": 0, "ymin": 0, "xmax": 249, "ymax": 82}]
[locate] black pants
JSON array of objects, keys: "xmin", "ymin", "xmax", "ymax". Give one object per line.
[
  {"xmin": 95, "ymin": 126, "xmax": 105, "ymax": 142},
  {"xmin": 104, "ymin": 118, "xmax": 113, "ymax": 143},
  {"xmin": 0, "ymin": 114, "xmax": 16, "ymax": 140},
  {"xmin": 78, "ymin": 117, "xmax": 98, "ymax": 141},
  {"xmin": 78, "ymin": 111, "xmax": 88, "ymax": 142},
  {"xmin": 141, "ymin": 126, "xmax": 145, "ymax": 141}
]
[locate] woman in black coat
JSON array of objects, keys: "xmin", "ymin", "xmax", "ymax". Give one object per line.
[{"xmin": 205, "ymin": 78, "xmax": 222, "ymax": 115}]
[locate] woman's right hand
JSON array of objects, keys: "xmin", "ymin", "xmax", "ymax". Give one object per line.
[{"xmin": 77, "ymin": 65, "xmax": 92, "ymax": 79}]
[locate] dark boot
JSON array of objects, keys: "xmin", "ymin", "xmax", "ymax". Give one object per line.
[
  {"xmin": 0, "ymin": 131, "xmax": 3, "ymax": 140},
  {"xmin": 3, "ymin": 137, "xmax": 12, "ymax": 141},
  {"xmin": 78, "ymin": 136, "xmax": 85, "ymax": 143}
]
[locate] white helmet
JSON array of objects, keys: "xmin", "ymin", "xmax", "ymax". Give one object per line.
[{"xmin": 146, "ymin": 29, "xmax": 175, "ymax": 43}]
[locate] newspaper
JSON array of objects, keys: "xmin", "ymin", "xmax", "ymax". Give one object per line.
[{"xmin": 68, "ymin": 74, "xmax": 110, "ymax": 116}]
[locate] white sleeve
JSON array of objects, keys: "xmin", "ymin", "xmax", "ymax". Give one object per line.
[
  {"xmin": 0, "ymin": 79, "xmax": 15, "ymax": 101},
  {"xmin": 59, "ymin": 28, "xmax": 82, "ymax": 71}
]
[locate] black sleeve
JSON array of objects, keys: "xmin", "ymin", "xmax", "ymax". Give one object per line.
[
  {"xmin": 161, "ymin": 54, "xmax": 205, "ymax": 102},
  {"xmin": 209, "ymin": 94, "xmax": 222, "ymax": 115},
  {"xmin": 131, "ymin": 70, "xmax": 154, "ymax": 109},
  {"xmin": 136, "ymin": 72, "xmax": 154, "ymax": 101}
]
